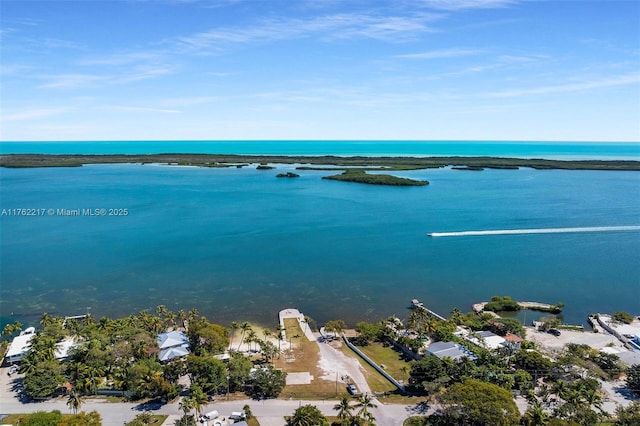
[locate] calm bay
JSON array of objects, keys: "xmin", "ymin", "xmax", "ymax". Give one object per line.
[{"xmin": 1, "ymin": 141, "xmax": 639, "ymax": 329}]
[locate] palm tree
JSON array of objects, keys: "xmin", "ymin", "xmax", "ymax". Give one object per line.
[
  {"xmin": 40, "ymin": 312, "xmax": 56, "ymax": 328},
  {"xmin": 178, "ymin": 310, "xmax": 188, "ymax": 327},
  {"xmin": 356, "ymin": 394, "xmax": 377, "ymax": 424},
  {"xmin": 400, "ymin": 366, "xmax": 409, "ymax": 383},
  {"xmin": 262, "ymin": 328, "xmax": 272, "ymax": 342},
  {"xmin": 246, "ymin": 329, "xmax": 258, "ymax": 352},
  {"xmin": 524, "ymin": 399, "xmax": 549, "ymax": 425},
  {"xmin": 238, "ymin": 322, "xmax": 251, "ymax": 351},
  {"xmin": 450, "ymin": 308, "xmax": 463, "ymax": 325},
  {"xmin": 179, "ymin": 396, "xmax": 194, "ymax": 416},
  {"xmin": 165, "ymin": 311, "xmax": 177, "ymax": 328},
  {"xmin": 2, "ymin": 321, "xmax": 22, "ymax": 337},
  {"xmin": 37, "ymin": 336, "xmax": 58, "ymax": 361},
  {"xmin": 303, "ymin": 315, "xmax": 314, "ymax": 333},
  {"xmin": 275, "ymin": 325, "xmax": 284, "ymax": 356},
  {"xmin": 188, "ymin": 308, "xmax": 200, "ymax": 324},
  {"xmin": 189, "ymin": 384, "xmax": 208, "ymax": 417},
  {"xmin": 66, "ymin": 391, "xmax": 82, "ymax": 414},
  {"xmin": 229, "ymin": 321, "xmax": 239, "ymax": 349},
  {"xmin": 333, "ymin": 396, "xmax": 353, "ymax": 421}
]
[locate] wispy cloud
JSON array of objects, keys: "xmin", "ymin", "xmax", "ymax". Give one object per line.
[
  {"xmin": 421, "ymin": 0, "xmax": 518, "ymax": 11},
  {"xmin": 103, "ymin": 105, "xmax": 182, "ymax": 114},
  {"xmin": 159, "ymin": 96, "xmax": 220, "ymax": 108},
  {"xmin": 37, "ymin": 64, "xmax": 177, "ymax": 89},
  {"xmin": 488, "ymin": 73, "xmax": 640, "ymax": 98},
  {"xmin": 78, "ymin": 53, "xmax": 163, "ymax": 67},
  {"xmin": 395, "ymin": 48, "xmax": 483, "ymax": 59},
  {"xmin": 172, "ymin": 12, "xmax": 439, "ymax": 52},
  {"xmin": 2, "ymin": 108, "xmax": 68, "ymax": 122},
  {"xmin": 38, "ymin": 74, "xmax": 108, "ymax": 89}
]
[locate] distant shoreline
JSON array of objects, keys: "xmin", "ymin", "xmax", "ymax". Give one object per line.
[{"xmin": 1, "ymin": 153, "xmax": 640, "ymax": 170}]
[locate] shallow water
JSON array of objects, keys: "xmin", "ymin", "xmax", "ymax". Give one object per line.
[{"xmin": 1, "ymin": 161, "xmax": 638, "ymax": 329}]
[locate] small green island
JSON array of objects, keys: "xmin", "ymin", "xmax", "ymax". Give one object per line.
[{"xmin": 322, "ymin": 169, "xmax": 428, "ymax": 186}]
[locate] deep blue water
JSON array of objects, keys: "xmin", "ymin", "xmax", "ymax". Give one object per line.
[
  {"xmin": 1, "ymin": 151, "xmax": 639, "ymax": 329},
  {"xmin": 1, "ymin": 140, "xmax": 639, "ymax": 159}
]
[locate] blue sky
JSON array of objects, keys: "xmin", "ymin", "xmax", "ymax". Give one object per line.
[{"xmin": 1, "ymin": 0, "xmax": 639, "ymax": 141}]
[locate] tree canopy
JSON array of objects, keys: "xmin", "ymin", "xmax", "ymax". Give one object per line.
[
  {"xmin": 286, "ymin": 404, "xmax": 330, "ymax": 426},
  {"xmin": 434, "ymin": 379, "xmax": 521, "ymax": 426}
]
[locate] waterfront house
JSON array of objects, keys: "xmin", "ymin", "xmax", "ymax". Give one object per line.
[
  {"xmin": 425, "ymin": 341, "xmax": 477, "ymax": 361},
  {"xmin": 465, "ymin": 330, "xmax": 507, "ymax": 350},
  {"xmin": 54, "ymin": 337, "xmax": 78, "ymax": 360},
  {"xmin": 4, "ymin": 327, "xmax": 36, "ymax": 364},
  {"xmin": 157, "ymin": 330, "xmax": 190, "ymax": 362}
]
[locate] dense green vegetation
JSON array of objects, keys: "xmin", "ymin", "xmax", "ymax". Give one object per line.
[
  {"xmin": 4, "ymin": 302, "xmax": 637, "ymax": 425},
  {"xmin": 435, "ymin": 379, "xmax": 521, "ymax": 425},
  {"xmin": 322, "ymin": 169, "xmax": 429, "ymax": 186},
  {"xmin": 5, "ymin": 307, "xmax": 286, "ymax": 410},
  {"xmin": 3, "ymin": 153, "xmax": 639, "ymax": 170},
  {"xmin": 612, "ymin": 311, "xmax": 635, "ymax": 324},
  {"xmin": 484, "ymin": 295, "xmax": 521, "ymax": 312},
  {"xmin": 2, "ymin": 410, "xmax": 101, "ymax": 426}
]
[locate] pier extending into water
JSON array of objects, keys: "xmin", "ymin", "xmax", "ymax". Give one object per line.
[{"xmin": 411, "ymin": 299, "xmax": 447, "ymax": 321}]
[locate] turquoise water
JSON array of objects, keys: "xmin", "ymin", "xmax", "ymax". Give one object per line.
[
  {"xmin": 1, "ymin": 140, "xmax": 639, "ymax": 159},
  {"xmin": 1, "ymin": 141, "xmax": 639, "ymax": 329}
]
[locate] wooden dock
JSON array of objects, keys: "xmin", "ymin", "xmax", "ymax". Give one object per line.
[{"xmin": 411, "ymin": 299, "xmax": 447, "ymax": 321}]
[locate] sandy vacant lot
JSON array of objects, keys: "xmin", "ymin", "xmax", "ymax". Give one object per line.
[{"xmin": 525, "ymin": 327, "xmax": 622, "ymax": 351}]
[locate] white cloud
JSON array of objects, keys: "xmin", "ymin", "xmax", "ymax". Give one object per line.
[
  {"xmin": 78, "ymin": 53, "xmax": 164, "ymax": 67},
  {"xmin": 103, "ymin": 105, "xmax": 182, "ymax": 114},
  {"xmin": 396, "ymin": 48, "xmax": 483, "ymax": 59},
  {"xmin": 172, "ymin": 12, "xmax": 439, "ymax": 52},
  {"xmin": 421, "ymin": 0, "xmax": 518, "ymax": 11},
  {"xmin": 38, "ymin": 74, "xmax": 108, "ymax": 89},
  {"xmin": 1, "ymin": 108, "xmax": 68, "ymax": 122},
  {"xmin": 159, "ymin": 96, "xmax": 220, "ymax": 108},
  {"xmin": 488, "ymin": 73, "xmax": 640, "ymax": 98}
]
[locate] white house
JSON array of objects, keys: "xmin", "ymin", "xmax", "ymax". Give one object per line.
[
  {"xmin": 425, "ymin": 341, "xmax": 477, "ymax": 361},
  {"xmin": 4, "ymin": 327, "xmax": 36, "ymax": 364},
  {"xmin": 157, "ymin": 330, "xmax": 190, "ymax": 362}
]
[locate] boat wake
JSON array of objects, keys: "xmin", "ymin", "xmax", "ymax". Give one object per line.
[{"xmin": 428, "ymin": 226, "xmax": 640, "ymax": 237}]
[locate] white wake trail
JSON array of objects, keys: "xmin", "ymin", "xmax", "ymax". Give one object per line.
[{"xmin": 428, "ymin": 226, "xmax": 640, "ymax": 237}]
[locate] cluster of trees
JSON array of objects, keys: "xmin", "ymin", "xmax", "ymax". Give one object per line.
[
  {"xmin": 345, "ymin": 305, "xmax": 635, "ymax": 426},
  {"xmin": 285, "ymin": 394, "xmax": 378, "ymax": 426},
  {"xmin": 484, "ymin": 295, "xmax": 521, "ymax": 312},
  {"xmin": 612, "ymin": 311, "xmax": 635, "ymax": 324},
  {"xmin": 6, "ymin": 307, "xmax": 286, "ymax": 405}
]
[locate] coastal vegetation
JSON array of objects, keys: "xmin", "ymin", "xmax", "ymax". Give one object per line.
[
  {"xmin": 484, "ymin": 295, "xmax": 521, "ymax": 312},
  {"xmin": 480, "ymin": 296, "xmax": 565, "ymax": 315},
  {"xmin": 322, "ymin": 169, "xmax": 429, "ymax": 186},
  {"xmin": 2, "ymin": 153, "xmax": 639, "ymax": 171},
  {"xmin": 3, "ymin": 302, "xmax": 639, "ymax": 425},
  {"xmin": 0, "ymin": 410, "xmax": 102, "ymax": 426},
  {"xmin": 6, "ymin": 307, "xmax": 286, "ymax": 406},
  {"xmin": 612, "ymin": 311, "xmax": 635, "ymax": 324}
]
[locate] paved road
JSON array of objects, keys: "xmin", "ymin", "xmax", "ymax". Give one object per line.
[{"xmin": 0, "ymin": 367, "xmax": 420, "ymax": 425}]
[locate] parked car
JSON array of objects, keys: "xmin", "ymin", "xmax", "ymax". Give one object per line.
[
  {"xmin": 548, "ymin": 328, "xmax": 561, "ymax": 336},
  {"xmin": 347, "ymin": 383, "xmax": 359, "ymax": 395},
  {"xmin": 229, "ymin": 411, "xmax": 246, "ymax": 421}
]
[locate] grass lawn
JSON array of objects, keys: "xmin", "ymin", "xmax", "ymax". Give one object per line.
[{"xmin": 355, "ymin": 341, "xmax": 413, "ymax": 384}]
